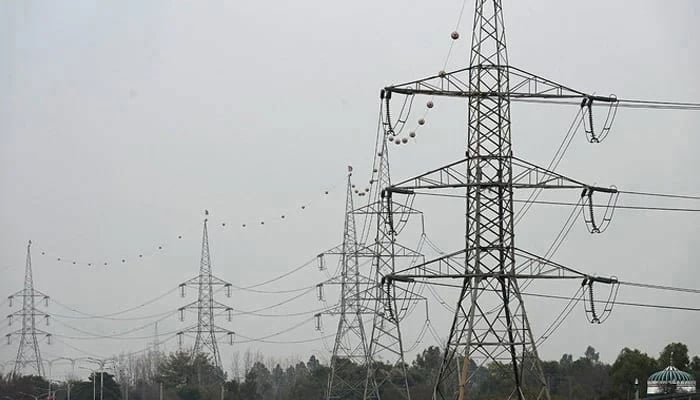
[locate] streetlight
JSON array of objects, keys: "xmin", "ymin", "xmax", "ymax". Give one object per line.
[
  {"xmin": 48, "ymin": 381, "xmax": 70, "ymax": 400},
  {"xmin": 83, "ymin": 358, "xmax": 107, "ymax": 400}
]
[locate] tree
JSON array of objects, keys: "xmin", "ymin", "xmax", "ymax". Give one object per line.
[
  {"xmin": 658, "ymin": 342, "xmax": 690, "ymax": 370},
  {"xmin": 158, "ymin": 351, "xmax": 223, "ymax": 388},
  {"xmin": 690, "ymin": 356, "xmax": 700, "ymax": 381},
  {"xmin": 70, "ymin": 372, "xmax": 122, "ymax": 400},
  {"xmin": 610, "ymin": 348, "xmax": 657, "ymax": 399},
  {"xmin": 239, "ymin": 362, "xmax": 271, "ymax": 400},
  {"xmin": 585, "ymin": 346, "xmax": 601, "ymax": 364}
]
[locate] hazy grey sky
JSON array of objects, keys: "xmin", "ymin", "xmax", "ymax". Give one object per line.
[{"xmin": 1, "ymin": 0, "xmax": 699, "ymax": 379}]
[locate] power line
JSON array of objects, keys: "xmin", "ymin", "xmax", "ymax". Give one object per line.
[
  {"xmin": 231, "ymin": 286, "xmax": 317, "ymax": 314},
  {"xmin": 412, "ymin": 191, "xmax": 700, "ymax": 212},
  {"xmin": 511, "ymin": 98, "xmax": 700, "ymax": 110},
  {"xmin": 234, "ymin": 317, "xmax": 315, "ymax": 343},
  {"xmin": 519, "ymin": 199, "xmax": 700, "ymax": 213},
  {"xmin": 235, "ymin": 257, "xmax": 317, "ymax": 290},
  {"xmin": 50, "ymin": 287, "xmax": 178, "ymax": 319},
  {"xmin": 51, "ymin": 311, "xmax": 177, "ymax": 340},
  {"xmin": 617, "ymin": 190, "xmax": 700, "ymax": 201},
  {"xmin": 521, "ymin": 291, "xmax": 700, "ymax": 312},
  {"xmin": 411, "ymin": 280, "xmax": 700, "ymax": 312},
  {"xmin": 51, "ymin": 309, "xmax": 175, "ymax": 322},
  {"xmin": 618, "ymin": 281, "xmax": 700, "ymax": 295}
]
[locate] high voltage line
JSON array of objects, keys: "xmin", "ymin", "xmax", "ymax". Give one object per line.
[{"xmin": 410, "ymin": 191, "xmax": 700, "ymax": 213}]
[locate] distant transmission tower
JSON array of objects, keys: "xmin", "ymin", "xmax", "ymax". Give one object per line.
[
  {"xmin": 316, "ymin": 166, "xmax": 373, "ymax": 400},
  {"xmin": 178, "ymin": 211, "xmax": 234, "ymax": 374},
  {"xmin": 379, "ymin": 1, "xmax": 628, "ymax": 399},
  {"xmin": 6, "ymin": 240, "xmax": 51, "ymax": 378},
  {"xmin": 363, "ymin": 132, "xmax": 424, "ymax": 400}
]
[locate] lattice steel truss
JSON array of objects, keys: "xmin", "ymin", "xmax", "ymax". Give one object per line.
[
  {"xmin": 178, "ymin": 212, "xmax": 234, "ymax": 375},
  {"xmin": 316, "ymin": 166, "xmax": 374, "ymax": 400},
  {"xmin": 362, "ymin": 133, "xmax": 424, "ymax": 400},
  {"xmin": 378, "ymin": 1, "xmax": 621, "ymax": 399},
  {"xmin": 6, "ymin": 240, "xmax": 51, "ymax": 378}
]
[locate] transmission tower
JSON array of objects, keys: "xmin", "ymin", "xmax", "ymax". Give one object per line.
[
  {"xmin": 316, "ymin": 166, "xmax": 374, "ymax": 400},
  {"xmin": 6, "ymin": 240, "xmax": 51, "ymax": 378},
  {"xmin": 376, "ymin": 1, "xmax": 629, "ymax": 399},
  {"xmin": 178, "ymin": 211, "xmax": 234, "ymax": 375},
  {"xmin": 363, "ymin": 131, "xmax": 424, "ymax": 400}
]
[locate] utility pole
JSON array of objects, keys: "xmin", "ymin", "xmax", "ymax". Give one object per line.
[
  {"xmin": 7, "ymin": 240, "xmax": 51, "ymax": 378},
  {"xmin": 178, "ymin": 211, "xmax": 234, "ymax": 378}
]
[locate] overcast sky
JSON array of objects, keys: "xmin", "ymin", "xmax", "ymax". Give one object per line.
[{"xmin": 1, "ymin": 0, "xmax": 699, "ymax": 380}]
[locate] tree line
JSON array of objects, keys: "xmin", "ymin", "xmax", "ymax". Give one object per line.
[{"xmin": 1, "ymin": 342, "xmax": 698, "ymax": 400}]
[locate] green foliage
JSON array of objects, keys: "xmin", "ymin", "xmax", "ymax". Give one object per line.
[
  {"xmin": 9, "ymin": 341, "xmax": 697, "ymax": 400},
  {"xmin": 610, "ymin": 347, "xmax": 658, "ymax": 399},
  {"xmin": 658, "ymin": 342, "xmax": 691, "ymax": 370}
]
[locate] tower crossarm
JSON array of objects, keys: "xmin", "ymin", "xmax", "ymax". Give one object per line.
[
  {"xmin": 178, "ymin": 300, "xmax": 233, "ymax": 311},
  {"xmin": 5, "ymin": 327, "xmax": 51, "ymax": 337},
  {"xmin": 7, "ymin": 309, "xmax": 50, "ymax": 318},
  {"xmin": 316, "ymin": 302, "xmax": 377, "ymax": 316},
  {"xmin": 387, "ymin": 156, "xmax": 616, "ymax": 194},
  {"xmin": 179, "ymin": 274, "xmax": 232, "ymax": 287},
  {"xmin": 352, "ymin": 199, "xmax": 422, "ymax": 217},
  {"xmin": 384, "ymin": 247, "xmax": 617, "ymax": 285},
  {"xmin": 319, "ymin": 243, "xmax": 375, "ymax": 258},
  {"xmin": 321, "ymin": 274, "xmax": 374, "ymax": 287},
  {"xmin": 384, "ymin": 65, "xmax": 617, "ymax": 103}
]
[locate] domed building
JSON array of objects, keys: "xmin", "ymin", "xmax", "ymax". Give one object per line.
[{"xmin": 647, "ymin": 364, "xmax": 696, "ymax": 395}]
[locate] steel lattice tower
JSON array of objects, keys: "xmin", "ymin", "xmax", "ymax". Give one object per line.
[
  {"xmin": 363, "ymin": 132, "xmax": 423, "ymax": 400},
  {"xmin": 178, "ymin": 212, "xmax": 234, "ymax": 374},
  {"xmin": 320, "ymin": 166, "xmax": 372, "ymax": 400},
  {"xmin": 378, "ymin": 1, "xmax": 622, "ymax": 399},
  {"xmin": 6, "ymin": 240, "xmax": 51, "ymax": 378}
]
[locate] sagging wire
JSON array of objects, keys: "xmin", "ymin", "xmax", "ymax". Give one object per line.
[
  {"xmin": 50, "ymin": 287, "xmax": 179, "ymax": 320},
  {"xmin": 581, "ymin": 186, "xmax": 619, "ymax": 234},
  {"xmin": 514, "ymin": 108, "xmax": 584, "ymax": 225},
  {"xmin": 405, "ymin": 318, "xmax": 432, "ymax": 353},
  {"xmin": 581, "ymin": 95, "xmax": 619, "ymax": 143},
  {"xmin": 535, "ymin": 286, "xmax": 585, "ymax": 346},
  {"xmin": 52, "ymin": 310, "xmax": 178, "ymax": 340}
]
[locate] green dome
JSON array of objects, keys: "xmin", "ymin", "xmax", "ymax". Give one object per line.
[{"xmin": 648, "ymin": 366, "xmax": 695, "ymax": 382}]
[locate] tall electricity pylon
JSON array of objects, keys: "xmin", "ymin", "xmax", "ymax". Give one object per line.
[
  {"xmin": 178, "ymin": 211, "xmax": 234, "ymax": 375},
  {"xmin": 316, "ymin": 138, "xmax": 425, "ymax": 400},
  {"xmin": 318, "ymin": 166, "xmax": 374, "ymax": 400},
  {"xmin": 363, "ymin": 132, "xmax": 424, "ymax": 400},
  {"xmin": 6, "ymin": 240, "xmax": 51, "ymax": 378},
  {"xmin": 380, "ymin": 1, "xmax": 621, "ymax": 399}
]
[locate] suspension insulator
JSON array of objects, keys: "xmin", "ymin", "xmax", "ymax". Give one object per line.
[
  {"xmin": 418, "ymin": 118, "xmax": 425, "ymax": 125},
  {"xmin": 401, "ymin": 137, "xmax": 408, "ymax": 144},
  {"xmin": 427, "ymin": 100, "xmax": 434, "ymax": 108},
  {"xmin": 409, "ymin": 131, "xmax": 416, "ymax": 138}
]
